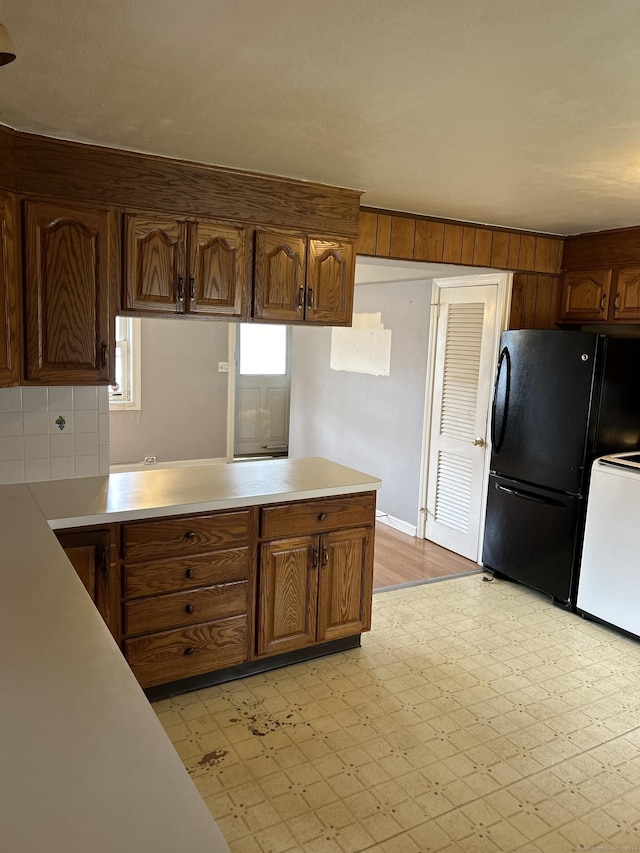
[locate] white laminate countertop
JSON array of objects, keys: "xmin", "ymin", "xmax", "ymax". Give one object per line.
[
  {"xmin": 0, "ymin": 457, "xmax": 380, "ymax": 853},
  {"xmin": 28, "ymin": 456, "xmax": 382, "ymax": 528}
]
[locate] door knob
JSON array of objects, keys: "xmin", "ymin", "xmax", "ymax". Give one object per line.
[{"xmin": 472, "ymin": 437, "xmax": 486, "ymax": 447}]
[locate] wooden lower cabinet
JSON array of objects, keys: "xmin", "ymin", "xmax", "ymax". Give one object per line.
[
  {"xmin": 57, "ymin": 493, "xmax": 375, "ymax": 691},
  {"xmin": 121, "ymin": 509, "xmax": 254, "ymax": 688},
  {"xmin": 257, "ymin": 495, "xmax": 375, "ymax": 658},
  {"xmin": 55, "ymin": 527, "xmax": 120, "ymax": 642}
]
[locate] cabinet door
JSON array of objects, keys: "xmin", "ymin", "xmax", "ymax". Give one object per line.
[
  {"xmin": 613, "ymin": 266, "xmax": 640, "ymax": 321},
  {"xmin": 317, "ymin": 527, "xmax": 373, "ymax": 643},
  {"xmin": 0, "ymin": 193, "xmax": 19, "ymax": 387},
  {"xmin": 558, "ymin": 268, "xmax": 612, "ymax": 322},
  {"xmin": 123, "ymin": 214, "xmax": 187, "ymax": 314},
  {"xmin": 257, "ymin": 535, "xmax": 317, "ymax": 656},
  {"xmin": 188, "ymin": 221, "xmax": 248, "ymax": 318},
  {"xmin": 306, "ymin": 238, "xmax": 355, "ymax": 325},
  {"xmin": 253, "ymin": 230, "xmax": 306, "ymax": 321},
  {"xmin": 56, "ymin": 528, "xmax": 120, "ymax": 642},
  {"xmin": 24, "ymin": 200, "xmax": 115, "ymax": 383}
]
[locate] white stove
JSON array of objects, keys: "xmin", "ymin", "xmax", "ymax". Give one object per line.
[{"xmin": 576, "ymin": 452, "xmax": 640, "ymax": 638}]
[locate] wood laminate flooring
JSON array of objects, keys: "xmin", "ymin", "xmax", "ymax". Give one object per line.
[{"xmin": 373, "ymin": 520, "xmax": 479, "ymax": 590}]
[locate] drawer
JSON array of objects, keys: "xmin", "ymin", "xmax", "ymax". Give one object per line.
[
  {"xmin": 123, "ymin": 510, "xmax": 251, "ymax": 563},
  {"xmin": 261, "ymin": 492, "xmax": 376, "ymax": 539},
  {"xmin": 125, "ymin": 547, "xmax": 250, "ymax": 598},
  {"xmin": 125, "ymin": 581, "xmax": 248, "ymax": 636},
  {"xmin": 125, "ymin": 615, "xmax": 248, "ymax": 688}
]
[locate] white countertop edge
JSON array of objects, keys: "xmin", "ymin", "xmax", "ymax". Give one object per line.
[{"xmin": 44, "ymin": 480, "xmax": 382, "ymax": 529}]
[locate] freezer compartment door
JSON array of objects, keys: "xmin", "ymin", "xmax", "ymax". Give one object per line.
[
  {"xmin": 482, "ymin": 474, "xmax": 583, "ymax": 604},
  {"xmin": 490, "ymin": 329, "xmax": 598, "ymax": 494}
]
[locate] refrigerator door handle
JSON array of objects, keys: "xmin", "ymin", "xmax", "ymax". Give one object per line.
[
  {"xmin": 490, "ymin": 346, "xmax": 511, "ymax": 453},
  {"xmin": 495, "ymin": 482, "xmax": 565, "ymax": 507}
]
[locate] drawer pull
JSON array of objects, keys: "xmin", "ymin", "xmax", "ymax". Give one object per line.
[
  {"xmin": 185, "ymin": 604, "xmax": 195, "ymax": 614},
  {"xmin": 318, "ymin": 513, "xmax": 327, "ymax": 521},
  {"xmin": 184, "ymin": 531, "xmax": 196, "ymax": 540},
  {"xmin": 185, "ymin": 568, "xmax": 195, "ymax": 579},
  {"xmin": 184, "ymin": 647, "xmax": 196, "ymax": 656}
]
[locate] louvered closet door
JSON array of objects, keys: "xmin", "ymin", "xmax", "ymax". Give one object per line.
[{"xmin": 425, "ymin": 285, "xmax": 498, "ymax": 560}]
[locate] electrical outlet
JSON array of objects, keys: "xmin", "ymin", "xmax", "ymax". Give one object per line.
[
  {"xmin": 218, "ymin": 361, "xmax": 229, "ymax": 373},
  {"xmin": 144, "ymin": 456, "xmax": 157, "ymax": 465}
]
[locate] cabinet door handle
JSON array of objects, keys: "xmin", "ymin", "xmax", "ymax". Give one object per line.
[
  {"xmin": 176, "ymin": 275, "xmax": 185, "ymax": 309},
  {"xmin": 321, "ymin": 546, "xmax": 329, "ymax": 568},
  {"xmin": 184, "ymin": 647, "xmax": 195, "ymax": 656},
  {"xmin": 312, "ymin": 547, "xmax": 319, "ymax": 570},
  {"xmin": 307, "ymin": 287, "xmax": 314, "ymax": 309},
  {"xmin": 298, "ymin": 285, "xmax": 305, "ymax": 310},
  {"xmin": 615, "ymin": 292, "xmax": 621, "ymax": 311},
  {"xmin": 600, "ymin": 292, "xmax": 607, "ymax": 310},
  {"xmin": 185, "ymin": 568, "xmax": 195, "ymax": 579},
  {"xmin": 189, "ymin": 274, "xmax": 196, "ymax": 307},
  {"xmin": 100, "ymin": 342, "xmax": 108, "ymax": 369},
  {"xmin": 185, "ymin": 604, "xmax": 194, "ymax": 614}
]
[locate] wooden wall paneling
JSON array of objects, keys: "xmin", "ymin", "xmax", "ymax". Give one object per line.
[
  {"xmin": 460, "ymin": 227, "xmax": 476, "ymax": 264},
  {"xmin": 507, "ymin": 233, "xmax": 521, "ymax": 269},
  {"xmin": 442, "ymin": 224, "xmax": 463, "ymax": 263},
  {"xmin": 375, "ymin": 215, "xmax": 392, "ymax": 256},
  {"xmin": 489, "ymin": 231, "xmax": 510, "ymax": 269},
  {"xmin": 414, "ymin": 220, "xmax": 444, "ymax": 262},
  {"xmin": 8, "ymin": 128, "xmax": 362, "ymax": 237},
  {"xmin": 390, "ymin": 216, "xmax": 415, "ymax": 259},
  {"xmin": 534, "ymin": 237, "xmax": 561, "ymax": 274},
  {"xmin": 518, "ymin": 235, "xmax": 536, "ymax": 271},
  {"xmin": 509, "ymin": 273, "xmax": 527, "ymax": 329},
  {"xmin": 473, "ymin": 229, "xmax": 493, "ymax": 266},
  {"xmin": 356, "ymin": 211, "xmax": 377, "ymax": 255},
  {"xmin": 533, "ymin": 275, "xmax": 555, "ymax": 328}
]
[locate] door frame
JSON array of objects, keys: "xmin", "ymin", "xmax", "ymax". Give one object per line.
[
  {"xmin": 226, "ymin": 323, "xmax": 292, "ymax": 461},
  {"xmin": 417, "ymin": 272, "xmax": 512, "ymax": 557}
]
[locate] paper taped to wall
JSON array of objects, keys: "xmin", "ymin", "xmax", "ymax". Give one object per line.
[{"xmin": 330, "ymin": 313, "xmax": 392, "ymax": 376}]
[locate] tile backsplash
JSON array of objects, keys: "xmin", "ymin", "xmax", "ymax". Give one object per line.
[{"xmin": 0, "ymin": 386, "xmax": 110, "ymax": 484}]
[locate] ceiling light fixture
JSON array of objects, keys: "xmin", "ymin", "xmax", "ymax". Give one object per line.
[{"xmin": 0, "ymin": 23, "xmax": 16, "ymax": 66}]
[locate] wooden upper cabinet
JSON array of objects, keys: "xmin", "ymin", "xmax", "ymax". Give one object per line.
[
  {"xmin": 188, "ymin": 221, "xmax": 247, "ymax": 318},
  {"xmin": 0, "ymin": 193, "xmax": 20, "ymax": 387},
  {"xmin": 253, "ymin": 229, "xmax": 306, "ymax": 322},
  {"xmin": 558, "ymin": 268, "xmax": 612, "ymax": 322},
  {"xmin": 23, "ymin": 199, "xmax": 115, "ymax": 384},
  {"xmin": 123, "ymin": 214, "xmax": 187, "ymax": 314},
  {"xmin": 306, "ymin": 238, "xmax": 355, "ymax": 325},
  {"xmin": 612, "ymin": 265, "xmax": 640, "ymax": 321},
  {"xmin": 123, "ymin": 213, "xmax": 248, "ymax": 318},
  {"xmin": 253, "ymin": 229, "xmax": 355, "ymax": 325}
]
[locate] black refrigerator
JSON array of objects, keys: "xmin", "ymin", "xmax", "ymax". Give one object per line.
[{"xmin": 482, "ymin": 329, "xmax": 640, "ymax": 606}]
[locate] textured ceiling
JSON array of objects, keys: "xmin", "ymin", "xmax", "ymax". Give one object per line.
[{"xmin": 2, "ymin": 0, "xmax": 640, "ymax": 235}]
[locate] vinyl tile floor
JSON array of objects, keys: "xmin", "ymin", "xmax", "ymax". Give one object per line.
[{"xmin": 154, "ymin": 575, "xmax": 640, "ymax": 852}]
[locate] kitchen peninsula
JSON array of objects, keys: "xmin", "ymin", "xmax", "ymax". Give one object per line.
[{"xmin": 0, "ymin": 457, "xmax": 380, "ymax": 852}]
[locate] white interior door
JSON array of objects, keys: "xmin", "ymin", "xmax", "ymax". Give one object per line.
[
  {"xmin": 234, "ymin": 324, "xmax": 291, "ymax": 458},
  {"xmin": 424, "ymin": 281, "xmax": 501, "ymax": 561}
]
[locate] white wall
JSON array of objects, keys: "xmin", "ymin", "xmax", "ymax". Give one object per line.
[
  {"xmin": 289, "ymin": 279, "xmax": 432, "ymax": 527},
  {"xmin": 109, "ymin": 318, "xmax": 229, "ymax": 465}
]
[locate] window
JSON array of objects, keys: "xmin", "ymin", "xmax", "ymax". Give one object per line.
[
  {"xmin": 238, "ymin": 324, "xmax": 288, "ymax": 375},
  {"xmin": 109, "ymin": 317, "xmax": 141, "ymax": 409}
]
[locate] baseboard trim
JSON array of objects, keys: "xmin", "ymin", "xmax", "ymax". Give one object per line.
[{"xmin": 376, "ymin": 513, "xmax": 417, "ymax": 537}]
